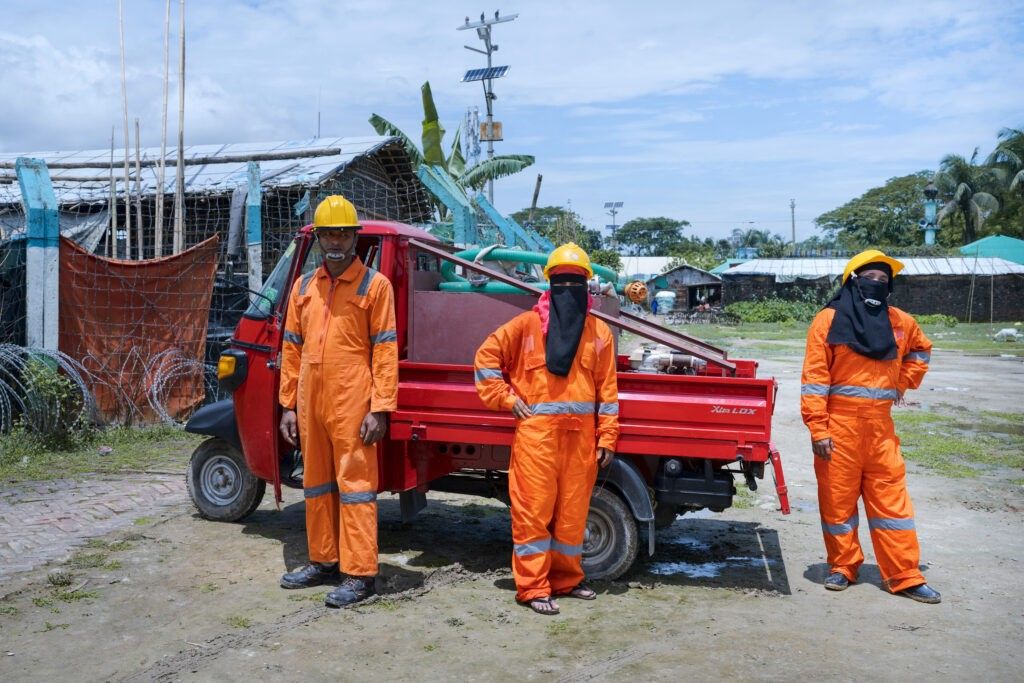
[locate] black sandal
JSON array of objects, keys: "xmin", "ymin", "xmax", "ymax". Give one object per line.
[
  {"xmin": 564, "ymin": 583, "xmax": 597, "ymax": 600},
  {"xmin": 526, "ymin": 597, "xmax": 560, "ymax": 615}
]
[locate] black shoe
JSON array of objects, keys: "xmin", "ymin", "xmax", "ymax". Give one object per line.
[
  {"xmin": 280, "ymin": 563, "xmax": 340, "ymax": 589},
  {"xmin": 824, "ymin": 572, "xmax": 851, "ymax": 591},
  {"xmin": 325, "ymin": 576, "xmax": 376, "ymax": 607},
  {"xmin": 899, "ymin": 583, "xmax": 941, "ymax": 604}
]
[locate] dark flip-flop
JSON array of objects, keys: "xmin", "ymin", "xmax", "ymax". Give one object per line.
[
  {"xmin": 526, "ymin": 597, "xmax": 560, "ymax": 615},
  {"xmin": 564, "ymin": 583, "xmax": 597, "ymax": 600}
]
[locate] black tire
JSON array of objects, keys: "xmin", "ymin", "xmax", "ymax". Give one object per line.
[
  {"xmin": 186, "ymin": 438, "xmax": 266, "ymax": 522},
  {"xmin": 582, "ymin": 486, "xmax": 639, "ymax": 581}
]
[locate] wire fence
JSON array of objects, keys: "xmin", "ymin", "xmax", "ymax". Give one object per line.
[{"xmin": 0, "ymin": 144, "xmax": 434, "ymax": 435}]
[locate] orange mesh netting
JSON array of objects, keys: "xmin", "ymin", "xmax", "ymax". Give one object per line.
[{"xmin": 58, "ymin": 235, "xmax": 219, "ymax": 422}]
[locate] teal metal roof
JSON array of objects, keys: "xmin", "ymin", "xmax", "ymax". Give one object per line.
[
  {"xmin": 710, "ymin": 258, "xmax": 747, "ymax": 274},
  {"xmin": 960, "ymin": 235, "xmax": 1024, "ymax": 265}
]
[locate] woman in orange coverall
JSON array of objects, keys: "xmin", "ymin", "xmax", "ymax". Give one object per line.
[
  {"xmin": 801, "ymin": 249, "xmax": 940, "ymax": 604},
  {"xmin": 474, "ymin": 243, "xmax": 618, "ymax": 615},
  {"xmin": 277, "ymin": 195, "xmax": 398, "ymax": 609}
]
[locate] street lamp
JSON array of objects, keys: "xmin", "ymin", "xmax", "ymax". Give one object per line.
[
  {"xmin": 604, "ymin": 201, "xmax": 623, "ymax": 250},
  {"xmin": 458, "ymin": 10, "xmax": 518, "ymax": 204},
  {"xmin": 920, "ymin": 180, "xmax": 939, "ymax": 245}
]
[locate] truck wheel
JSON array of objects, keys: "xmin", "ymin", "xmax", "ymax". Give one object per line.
[
  {"xmin": 582, "ymin": 487, "xmax": 639, "ymax": 581},
  {"xmin": 186, "ymin": 438, "xmax": 266, "ymax": 522}
]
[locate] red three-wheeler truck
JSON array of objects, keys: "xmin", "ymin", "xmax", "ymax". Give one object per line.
[{"xmin": 185, "ymin": 220, "xmax": 790, "ymax": 580}]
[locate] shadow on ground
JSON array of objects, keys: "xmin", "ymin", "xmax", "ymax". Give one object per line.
[{"xmin": 234, "ymin": 495, "xmax": 512, "ymax": 594}]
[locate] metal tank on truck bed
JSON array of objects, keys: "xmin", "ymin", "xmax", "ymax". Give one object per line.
[{"xmin": 185, "ymin": 221, "xmax": 790, "ymax": 580}]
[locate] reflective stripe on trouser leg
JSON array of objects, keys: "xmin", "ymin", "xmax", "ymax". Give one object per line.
[
  {"xmin": 862, "ymin": 416, "xmax": 923, "ymax": 593},
  {"xmin": 298, "ymin": 365, "xmax": 340, "ymax": 564},
  {"xmin": 335, "ymin": 437, "xmax": 380, "ymax": 577},
  {"xmin": 813, "ymin": 413, "xmax": 865, "ymax": 582},
  {"xmin": 508, "ymin": 418, "xmax": 560, "ymax": 603},
  {"xmin": 549, "ymin": 424, "xmax": 598, "ymax": 596}
]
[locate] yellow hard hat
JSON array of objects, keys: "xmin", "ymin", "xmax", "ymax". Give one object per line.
[
  {"xmin": 543, "ymin": 242, "xmax": 594, "ymax": 280},
  {"xmin": 842, "ymin": 249, "xmax": 904, "ymax": 285},
  {"xmin": 312, "ymin": 195, "xmax": 361, "ymax": 230}
]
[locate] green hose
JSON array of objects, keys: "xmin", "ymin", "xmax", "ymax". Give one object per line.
[{"xmin": 440, "ymin": 247, "xmax": 619, "ymax": 288}]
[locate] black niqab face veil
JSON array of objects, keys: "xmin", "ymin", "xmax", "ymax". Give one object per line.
[
  {"xmin": 826, "ymin": 263, "xmax": 897, "ymax": 360},
  {"xmin": 545, "ymin": 273, "xmax": 588, "ymax": 376}
]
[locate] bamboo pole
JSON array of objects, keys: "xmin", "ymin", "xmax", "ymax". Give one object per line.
[
  {"xmin": 135, "ymin": 117, "xmax": 143, "ymax": 259},
  {"xmin": 108, "ymin": 126, "xmax": 116, "ymax": 257},
  {"xmin": 0, "ymin": 147, "xmax": 342, "ymax": 173},
  {"xmin": 119, "ymin": 0, "xmax": 132, "ymax": 258},
  {"xmin": 173, "ymin": 0, "xmax": 186, "ymax": 254},
  {"xmin": 156, "ymin": 0, "xmax": 170, "ymax": 257}
]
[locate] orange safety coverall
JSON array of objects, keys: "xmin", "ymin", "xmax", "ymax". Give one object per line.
[
  {"xmin": 801, "ymin": 306, "xmax": 932, "ymax": 593},
  {"xmin": 474, "ymin": 311, "xmax": 619, "ymax": 602},
  {"xmin": 279, "ymin": 257, "xmax": 398, "ymax": 577}
]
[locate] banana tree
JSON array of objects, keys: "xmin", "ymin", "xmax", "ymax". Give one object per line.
[{"xmin": 369, "ymin": 81, "xmax": 534, "ymax": 206}]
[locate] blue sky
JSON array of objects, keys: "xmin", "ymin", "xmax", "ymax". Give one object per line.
[{"xmin": 2, "ymin": 0, "xmax": 1022, "ymax": 243}]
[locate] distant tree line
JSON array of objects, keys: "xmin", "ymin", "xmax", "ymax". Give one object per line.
[{"xmin": 814, "ymin": 127, "xmax": 1024, "ymax": 248}]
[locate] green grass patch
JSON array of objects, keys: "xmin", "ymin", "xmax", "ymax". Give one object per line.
[
  {"xmin": 84, "ymin": 539, "xmax": 132, "ymax": 552},
  {"xmin": 223, "ymin": 615, "xmax": 252, "ymax": 629},
  {"xmin": 0, "ymin": 424, "xmax": 201, "ymax": 483},
  {"xmin": 68, "ymin": 553, "xmax": 108, "ymax": 569},
  {"xmin": 41, "ymin": 621, "xmax": 69, "ymax": 632},
  {"xmin": 32, "ymin": 597, "xmax": 54, "ymax": 608},
  {"xmin": 422, "ymin": 643, "xmax": 437, "ymax": 652},
  {"xmin": 199, "ymin": 583, "xmax": 220, "ymax": 594},
  {"xmin": 894, "ymin": 409, "xmax": 1024, "ymax": 477},
  {"xmin": 0, "ymin": 605, "xmax": 18, "ymax": 617},
  {"xmin": 103, "ymin": 560, "xmax": 123, "ymax": 570},
  {"xmin": 55, "ymin": 589, "xmax": 99, "ymax": 603},
  {"xmin": 733, "ymin": 485, "xmax": 755, "ymax": 509},
  {"xmin": 286, "ymin": 590, "xmax": 327, "ymax": 603},
  {"xmin": 133, "ymin": 516, "xmax": 155, "ymax": 526}
]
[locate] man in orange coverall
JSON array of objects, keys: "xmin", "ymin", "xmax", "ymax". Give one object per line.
[
  {"xmin": 277, "ymin": 195, "xmax": 398, "ymax": 608},
  {"xmin": 474, "ymin": 243, "xmax": 618, "ymax": 615},
  {"xmin": 801, "ymin": 249, "xmax": 940, "ymax": 604}
]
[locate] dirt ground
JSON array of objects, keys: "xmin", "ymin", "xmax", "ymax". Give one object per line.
[{"xmin": 1, "ymin": 348, "xmax": 1022, "ymax": 682}]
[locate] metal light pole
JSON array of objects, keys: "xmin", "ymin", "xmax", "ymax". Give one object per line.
[
  {"xmin": 604, "ymin": 201, "xmax": 623, "ymax": 250},
  {"xmin": 459, "ymin": 11, "xmax": 518, "ymax": 204}
]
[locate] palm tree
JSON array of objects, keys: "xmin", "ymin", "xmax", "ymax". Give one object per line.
[
  {"xmin": 935, "ymin": 149, "xmax": 1001, "ymax": 244},
  {"xmin": 369, "ymin": 82, "xmax": 534, "ymax": 196},
  {"xmin": 986, "ymin": 127, "xmax": 1024, "ymax": 193}
]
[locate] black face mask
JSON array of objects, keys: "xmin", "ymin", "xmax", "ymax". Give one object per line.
[
  {"xmin": 855, "ymin": 277, "xmax": 889, "ymax": 307},
  {"xmin": 826, "ymin": 276, "xmax": 897, "ymax": 360},
  {"xmin": 545, "ymin": 274, "xmax": 588, "ymax": 376}
]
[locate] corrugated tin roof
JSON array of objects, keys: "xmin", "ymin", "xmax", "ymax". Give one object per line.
[
  {"xmin": 0, "ymin": 136, "xmax": 403, "ymax": 203},
  {"xmin": 722, "ymin": 257, "xmax": 1024, "ymax": 280}
]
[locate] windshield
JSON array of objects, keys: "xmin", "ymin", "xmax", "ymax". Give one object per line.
[{"xmin": 243, "ymin": 235, "xmax": 383, "ymax": 319}]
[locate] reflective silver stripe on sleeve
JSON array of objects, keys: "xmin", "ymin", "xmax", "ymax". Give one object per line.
[
  {"xmin": 475, "ymin": 367, "xmax": 503, "ymax": 383},
  {"xmin": 903, "ymin": 351, "xmax": 930, "ymax": 363},
  {"xmin": 821, "ymin": 513, "xmax": 859, "ymax": 535},
  {"xmin": 340, "ymin": 490, "xmax": 377, "ymax": 505},
  {"xmin": 370, "ymin": 329, "xmax": 397, "ymax": 345},
  {"xmin": 356, "ymin": 267, "xmax": 378, "ymax": 296},
  {"xmin": 298, "ymin": 270, "xmax": 316, "ymax": 295},
  {"xmin": 801, "ymin": 384, "xmax": 830, "ymax": 396},
  {"xmin": 868, "ymin": 517, "xmax": 915, "ymax": 531},
  {"xmin": 513, "ymin": 538, "xmax": 551, "ymax": 556},
  {"xmin": 598, "ymin": 402, "xmax": 619, "ymax": 416},
  {"xmin": 283, "ymin": 330, "xmax": 303, "ymax": 345},
  {"xmin": 528, "ymin": 401, "xmax": 596, "ymax": 416},
  {"xmin": 551, "ymin": 539, "xmax": 583, "ymax": 556},
  {"xmin": 829, "ymin": 385, "xmax": 900, "ymax": 401},
  {"xmin": 304, "ymin": 481, "xmax": 339, "ymax": 499}
]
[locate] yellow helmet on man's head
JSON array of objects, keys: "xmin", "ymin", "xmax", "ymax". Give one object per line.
[
  {"xmin": 842, "ymin": 249, "xmax": 904, "ymax": 285},
  {"xmin": 313, "ymin": 195, "xmax": 361, "ymax": 231},
  {"xmin": 543, "ymin": 242, "xmax": 594, "ymax": 280}
]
